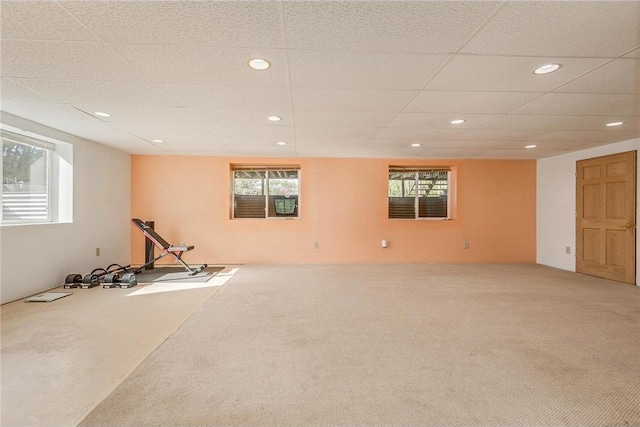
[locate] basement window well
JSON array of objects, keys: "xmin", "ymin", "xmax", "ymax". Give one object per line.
[{"xmin": 1, "ymin": 128, "xmax": 73, "ymax": 225}]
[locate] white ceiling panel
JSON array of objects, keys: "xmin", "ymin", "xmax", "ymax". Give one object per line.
[
  {"xmin": 510, "ymin": 93, "xmax": 640, "ymax": 116},
  {"xmin": 554, "ymin": 59, "xmax": 640, "ymax": 94},
  {"xmin": 0, "ymin": 40, "xmax": 146, "ymax": 82},
  {"xmin": 288, "ymin": 50, "xmax": 449, "ymax": 90},
  {"xmin": 115, "ymin": 45, "xmax": 289, "ymax": 86},
  {"xmin": 292, "ymin": 88, "xmax": 416, "ymax": 112},
  {"xmin": 461, "ymin": 2, "xmax": 640, "ymax": 57},
  {"xmin": 478, "ymin": 115, "xmax": 592, "ymax": 131},
  {"xmin": 294, "ymin": 126, "xmax": 379, "ymax": 139},
  {"xmin": 607, "ymin": 105, "xmax": 640, "ymax": 117},
  {"xmin": 203, "ymin": 125, "xmax": 295, "ymax": 140},
  {"xmin": 426, "ymin": 55, "xmax": 607, "ymax": 92},
  {"xmin": 0, "ymin": 1, "xmax": 99, "ymax": 42},
  {"xmin": 434, "ymin": 140, "xmax": 514, "ymax": 150},
  {"xmin": 572, "ymin": 116, "xmax": 640, "ymax": 132},
  {"xmin": 375, "ymin": 128, "xmax": 468, "ymax": 141},
  {"xmin": 403, "ymin": 91, "xmax": 541, "ymax": 114},
  {"xmin": 483, "ymin": 149, "xmax": 570, "ymax": 159},
  {"xmin": 454, "ymin": 129, "xmax": 549, "ymax": 141},
  {"xmin": 159, "ymin": 84, "xmax": 292, "ymax": 110},
  {"xmin": 0, "ymin": 79, "xmax": 59, "ymax": 104},
  {"xmin": 62, "ymin": 1, "xmax": 285, "ymax": 48},
  {"xmin": 16, "ymin": 80, "xmax": 171, "ymax": 106},
  {"xmin": 283, "ymin": 1, "xmax": 500, "ymax": 53},
  {"xmin": 0, "ymin": 1, "xmax": 637, "ymax": 160},
  {"xmin": 387, "ymin": 113, "xmax": 497, "ymax": 129},
  {"xmin": 293, "ymin": 112, "xmax": 394, "ymax": 128},
  {"xmin": 532, "ymin": 130, "xmax": 640, "ymax": 144},
  {"xmin": 418, "ymin": 148, "xmax": 497, "ymax": 159}
]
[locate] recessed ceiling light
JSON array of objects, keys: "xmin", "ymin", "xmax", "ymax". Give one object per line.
[
  {"xmin": 606, "ymin": 121, "xmax": 624, "ymax": 127},
  {"xmin": 248, "ymin": 58, "xmax": 270, "ymax": 70},
  {"xmin": 533, "ymin": 63, "xmax": 561, "ymax": 75},
  {"xmin": 411, "ymin": 143, "xmax": 421, "ymax": 147},
  {"xmin": 525, "ymin": 144, "xmax": 537, "ymax": 149},
  {"xmin": 152, "ymin": 139, "xmax": 163, "ymax": 143},
  {"xmin": 268, "ymin": 116, "xmax": 282, "ymax": 122},
  {"xmin": 94, "ymin": 111, "xmax": 110, "ymax": 117},
  {"xmin": 276, "ymin": 141, "xmax": 287, "ymax": 146},
  {"xmin": 450, "ymin": 119, "xmax": 465, "ymax": 125}
]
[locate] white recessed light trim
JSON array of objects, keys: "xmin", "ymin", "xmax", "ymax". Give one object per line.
[
  {"xmin": 276, "ymin": 141, "xmax": 287, "ymax": 146},
  {"xmin": 152, "ymin": 139, "xmax": 163, "ymax": 143},
  {"xmin": 606, "ymin": 121, "xmax": 624, "ymax": 127},
  {"xmin": 94, "ymin": 111, "xmax": 110, "ymax": 117},
  {"xmin": 450, "ymin": 119, "xmax": 465, "ymax": 125},
  {"xmin": 411, "ymin": 143, "xmax": 421, "ymax": 147},
  {"xmin": 525, "ymin": 144, "xmax": 537, "ymax": 149},
  {"xmin": 248, "ymin": 58, "xmax": 270, "ymax": 70},
  {"xmin": 533, "ymin": 63, "xmax": 561, "ymax": 75},
  {"xmin": 268, "ymin": 116, "xmax": 282, "ymax": 122}
]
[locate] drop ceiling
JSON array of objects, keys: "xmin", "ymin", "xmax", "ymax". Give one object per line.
[{"xmin": 0, "ymin": 1, "xmax": 638, "ymax": 159}]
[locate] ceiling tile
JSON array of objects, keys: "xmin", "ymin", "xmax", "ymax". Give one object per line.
[
  {"xmin": 624, "ymin": 48, "xmax": 640, "ymax": 58},
  {"xmin": 296, "ymin": 146, "xmax": 365, "ymax": 158},
  {"xmin": 293, "ymin": 112, "xmax": 394, "ymax": 128},
  {"xmin": 292, "ymin": 88, "xmax": 416, "ymax": 112},
  {"xmin": 454, "ymin": 129, "xmax": 549, "ymax": 141},
  {"xmin": 0, "ymin": 79, "xmax": 60, "ymax": 104},
  {"xmin": 426, "ymin": 55, "xmax": 607, "ymax": 92},
  {"xmin": 355, "ymin": 147, "xmax": 423, "ymax": 159},
  {"xmin": 376, "ymin": 128, "xmax": 468, "ymax": 141},
  {"xmin": 482, "ymin": 149, "xmax": 569, "ymax": 159},
  {"xmin": 63, "ymin": 1, "xmax": 285, "ymax": 47},
  {"xmin": 16, "ymin": 80, "xmax": 171, "ymax": 106},
  {"xmin": 294, "ymin": 126, "xmax": 379, "ymax": 139},
  {"xmin": 532, "ymin": 130, "xmax": 640, "ymax": 144},
  {"xmin": 461, "ymin": 2, "xmax": 640, "ymax": 57},
  {"xmin": 0, "ymin": 40, "xmax": 146, "ymax": 81},
  {"xmin": 387, "ymin": 113, "xmax": 497, "ymax": 129},
  {"xmin": 478, "ymin": 115, "xmax": 592, "ymax": 131},
  {"xmin": 110, "ymin": 121, "xmax": 223, "ymax": 145},
  {"xmin": 403, "ymin": 91, "xmax": 540, "ymax": 114},
  {"xmin": 288, "ymin": 50, "xmax": 449, "ymax": 90},
  {"xmin": 554, "ymin": 59, "xmax": 640, "ymax": 94},
  {"xmin": 434, "ymin": 140, "xmax": 512, "ymax": 150},
  {"xmin": 283, "ymin": 1, "xmax": 500, "ymax": 53},
  {"xmin": 114, "ymin": 45, "xmax": 288, "ymax": 86},
  {"xmin": 295, "ymin": 138, "xmax": 371, "ymax": 148},
  {"xmin": 509, "ymin": 93, "xmax": 640, "ymax": 116},
  {"xmin": 0, "ymin": 2, "xmax": 99, "ymax": 42},
  {"xmin": 159, "ymin": 84, "xmax": 292, "ymax": 110},
  {"xmin": 418, "ymin": 148, "xmax": 495, "ymax": 159},
  {"xmin": 572, "ymin": 116, "xmax": 640, "ymax": 131},
  {"xmin": 203, "ymin": 125, "xmax": 295, "ymax": 140},
  {"xmin": 607, "ymin": 105, "xmax": 640, "ymax": 117}
]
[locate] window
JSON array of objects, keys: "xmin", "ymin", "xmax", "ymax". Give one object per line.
[
  {"xmin": 388, "ymin": 167, "xmax": 449, "ymax": 219},
  {"xmin": 232, "ymin": 166, "xmax": 299, "ymax": 219},
  {"xmin": 1, "ymin": 129, "xmax": 73, "ymax": 225}
]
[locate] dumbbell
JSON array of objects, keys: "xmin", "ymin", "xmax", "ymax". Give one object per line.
[{"xmin": 65, "ymin": 274, "xmax": 82, "ymax": 284}]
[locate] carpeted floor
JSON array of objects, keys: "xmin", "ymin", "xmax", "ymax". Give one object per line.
[
  {"xmin": 134, "ymin": 266, "xmax": 224, "ymax": 283},
  {"xmin": 79, "ymin": 264, "xmax": 640, "ymax": 426}
]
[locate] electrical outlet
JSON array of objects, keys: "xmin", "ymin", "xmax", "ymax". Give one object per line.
[
  {"xmin": 565, "ymin": 246, "xmax": 571, "ymax": 254},
  {"xmin": 463, "ymin": 242, "xmax": 469, "ymax": 249},
  {"xmin": 95, "ymin": 247, "xmax": 101, "ymax": 256},
  {"xmin": 313, "ymin": 241, "xmax": 319, "ymax": 249}
]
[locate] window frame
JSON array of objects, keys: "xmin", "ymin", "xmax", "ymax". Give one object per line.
[
  {"xmin": 0, "ymin": 128, "xmax": 73, "ymax": 226},
  {"xmin": 231, "ymin": 165, "xmax": 301, "ymax": 220},
  {"xmin": 388, "ymin": 167, "xmax": 451, "ymax": 220}
]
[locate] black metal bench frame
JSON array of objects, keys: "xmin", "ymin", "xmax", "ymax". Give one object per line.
[{"xmin": 131, "ymin": 218, "xmax": 207, "ymax": 276}]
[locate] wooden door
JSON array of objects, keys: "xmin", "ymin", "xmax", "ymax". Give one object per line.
[{"xmin": 576, "ymin": 151, "xmax": 636, "ymax": 284}]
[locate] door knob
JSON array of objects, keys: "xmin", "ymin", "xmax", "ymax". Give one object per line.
[{"xmin": 624, "ymin": 223, "xmax": 633, "ymax": 228}]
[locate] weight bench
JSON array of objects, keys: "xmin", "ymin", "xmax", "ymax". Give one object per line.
[{"xmin": 131, "ymin": 218, "xmax": 207, "ymax": 276}]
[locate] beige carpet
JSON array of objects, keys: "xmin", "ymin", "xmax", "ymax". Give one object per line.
[{"xmin": 79, "ymin": 264, "xmax": 640, "ymax": 426}]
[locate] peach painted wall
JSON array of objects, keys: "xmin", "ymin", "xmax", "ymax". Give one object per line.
[{"xmin": 130, "ymin": 156, "xmax": 536, "ymax": 265}]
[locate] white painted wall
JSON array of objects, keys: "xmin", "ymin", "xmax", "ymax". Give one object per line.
[
  {"xmin": 0, "ymin": 114, "xmax": 131, "ymax": 303},
  {"xmin": 537, "ymin": 138, "xmax": 640, "ymax": 285}
]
